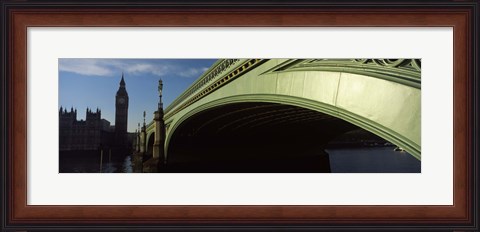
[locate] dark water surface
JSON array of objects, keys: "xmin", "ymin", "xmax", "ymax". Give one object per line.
[
  {"xmin": 59, "ymin": 150, "xmax": 133, "ymax": 173},
  {"xmin": 60, "ymin": 147, "xmax": 420, "ymax": 173},
  {"xmin": 328, "ymin": 147, "xmax": 420, "ymax": 173}
]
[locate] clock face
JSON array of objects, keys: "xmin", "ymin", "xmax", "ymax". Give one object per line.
[{"xmin": 118, "ymin": 98, "xmax": 125, "ymax": 104}]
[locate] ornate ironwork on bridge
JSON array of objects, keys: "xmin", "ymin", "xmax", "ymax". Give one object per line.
[
  {"xmin": 267, "ymin": 59, "xmax": 421, "ymax": 88},
  {"xmin": 164, "ymin": 59, "xmax": 421, "ymax": 120},
  {"xmin": 165, "ymin": 59, "xmax": 265, "ymax": 119},
  {"xmin": 139, "ymin": 58, "xmax": 421, "ymax": 172}
]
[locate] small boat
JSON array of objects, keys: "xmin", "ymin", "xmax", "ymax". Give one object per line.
[{"xmin": 394, "ymin": 146, "xmax": 405, "ymax": 152}]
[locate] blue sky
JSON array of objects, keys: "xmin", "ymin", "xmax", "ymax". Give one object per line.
[{"xmin": 59, "ymin": 59, "xmax": 217, "ymax": 132}]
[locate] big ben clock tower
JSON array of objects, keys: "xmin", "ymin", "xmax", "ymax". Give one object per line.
[{"xmin": 115, "ymin": 73, "xmax": 129, "ymax": 147}]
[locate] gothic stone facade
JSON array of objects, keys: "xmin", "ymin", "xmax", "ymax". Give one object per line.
[
  {"xmin": 59, "ymin": 108, "xmax": 113, "ymax": 151},
  {"xmin": 59, "ymin": 75, "xmax": 130, "ymax": 151}
]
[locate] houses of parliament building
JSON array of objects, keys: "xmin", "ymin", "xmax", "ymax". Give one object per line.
[{"xmin": 59, "ymin": 74, "xmax": 132, "ymax": 154}]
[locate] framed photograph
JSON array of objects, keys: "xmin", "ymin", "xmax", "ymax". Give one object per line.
[{"xmin": 1, "ymin": 1, "xmax": 479, "ymax": 231}]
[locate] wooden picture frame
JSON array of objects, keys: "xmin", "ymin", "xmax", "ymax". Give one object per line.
[{"xmin": 1, "ymin": 1, "xmax": 478, "ymax": 231}]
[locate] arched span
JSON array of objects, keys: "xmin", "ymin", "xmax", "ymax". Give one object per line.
[
  {"xmin": 146, "ymin": 132, "xmax": 155, "ymax": 157},
  {"xmin": 165, "ymin": 94, "xmax": 420, "ymax": 161}
]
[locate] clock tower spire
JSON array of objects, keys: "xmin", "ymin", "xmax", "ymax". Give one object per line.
[{"xmin": 115, "ymin": 72, "xmax": 129, "ymax": 148}]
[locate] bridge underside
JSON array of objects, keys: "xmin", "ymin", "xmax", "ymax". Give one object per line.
[{"xmin": 167, "ymin": 102, "xmax": 361, "ymax": 173}]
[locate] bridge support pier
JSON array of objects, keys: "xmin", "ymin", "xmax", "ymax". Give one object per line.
[
  {"xmin": 152, "ymin": 110, "xmax": 165, "ymax": 163},
  {"xmin": 142, "ymin": 157, "xmax": 161, "ymax": 173},
  {"xmin": 143, "ymin": 110, "xmax": 166, "ymax": 173},
  {"xmin": 132, "ymin": 152, "xmax": 143, "ymax": 173},
  {"xmin": 135, "ymin": 129, "xmax": 140, "ymax": 152},
  {"xmin": 132, "ymin": 123, "xmax": 146, "ymax": 172},
  {"xmin": 140, "ymin": 125, "xmax": 146, "ymax": 154}
]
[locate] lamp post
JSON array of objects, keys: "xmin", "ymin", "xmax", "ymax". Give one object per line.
[
  {"xmin": 158, "ymin": 79, "xmax": 163, "ymax": 109},
  {"xmin": 153, "ymin": 79, "xmax": 166, "ymax": 170}
]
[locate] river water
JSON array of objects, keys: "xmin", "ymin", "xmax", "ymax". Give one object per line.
[
  {"xmin": 59, "ymin": 147, "xmax": 419, "ymax": 173},
  {"xmin": 327, "ymin": 147, "xmax": 420, "ymax": 173}
]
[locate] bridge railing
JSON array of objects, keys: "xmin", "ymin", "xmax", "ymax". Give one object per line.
[
  {"xmin": 163, "ymin": 58, "xmax": 421, "ymax": 121},
  {"xmin": 146, "ymin": 120, "xmax": 155, "ymax": 131},
  {"xmin": 164, "ymin": 58, "xmax": 265, "ymax": 120},
  {"xmin": 164, "ymin": 59, "xmax": 239, "ymax": 114}
]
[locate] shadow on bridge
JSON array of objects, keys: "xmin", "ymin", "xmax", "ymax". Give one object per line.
[{"xmin": 165, "ymin": 102, "xmax": 364, "ymax": 173}]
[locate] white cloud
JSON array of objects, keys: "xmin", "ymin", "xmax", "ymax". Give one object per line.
[
  {"xmin": 59, "ymin": 59, "xmax": 114, "ymax": 76},
  {"xmin": 59, "ymin": 59, "xmax": 210, "ymax": 79},
  {"xmin": 177, "ymin": 67, "xmax": 209, "ymax": 78}
]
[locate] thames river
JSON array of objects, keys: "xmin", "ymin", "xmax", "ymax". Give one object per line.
[
  {"xmin": 59, "ymin": 146, "xmax": 420, "ymax": 173},
  {"xmin": 327, "ymin": 147, "xmax": 420, "ymax": 173}
]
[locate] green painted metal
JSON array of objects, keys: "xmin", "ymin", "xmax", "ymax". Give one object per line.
[
  {"xmin": 145, "ymin": 121, "xmax": 155, "ymax": 152},
  {"xmin": 148, "ymin": 59, "xmax": 421, "ymax": 160},
  {"xmin": 263, "ymin": 59, "xmax": 421, "ymax": 89}
]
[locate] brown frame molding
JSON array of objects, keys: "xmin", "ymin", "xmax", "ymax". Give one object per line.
[{"xmin": 2, "ymin": 2, "xmax": 478, "ymax": 231}]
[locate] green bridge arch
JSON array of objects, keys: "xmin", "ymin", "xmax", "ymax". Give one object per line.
[{"xmin": 161, "ymin": 59, "xmax": 421, "ymax": 160}]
